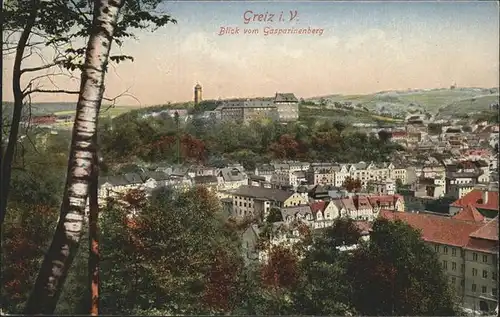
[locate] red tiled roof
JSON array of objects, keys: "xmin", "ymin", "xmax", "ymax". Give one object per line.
[
  {"xmin": 469, "ymin": 217, "xmax": 499, "ymax": 241},
  {"xmin": 391, "ymin": 131, "xmax": 407, "ymax": 138},
  {"xmin": 379, "ymin": 210, "xmax": 483, "ymax": 247},
  {"xmin": 341, "ymin": 197, "xmax": 356, "ymax": 211},
  {"xmin": 368, "ymin": 195, "xmax": 399, "ymax": 206},
  {"xmin": 354, "ymin": 220, "xmax": 372, "ymax": 235},
  {"xmin": 464, "ymin": 237, "xmax": 498, "ymax": 254},
  {"xmin": 310, "ymin": 201, "xmax": 327, "ymax": 213},
  {"xmin": 452, "ymin": 204, "xmax": 485, "ymax": 222},
  {"xmin": 451, "ymin": 190, "xmax": 499, "ymax": 211},
  {"xmin": 353, "ymin": 195, "xmax": 372, "ymax": 210}
]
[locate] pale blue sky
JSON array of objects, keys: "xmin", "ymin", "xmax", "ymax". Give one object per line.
[{"xmin": 3, "ymin": 0, "xmax": 499, "ymax": 105}]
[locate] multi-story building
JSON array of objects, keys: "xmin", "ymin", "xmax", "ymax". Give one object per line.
[
  {"xmin": 380, "ymin": 209, "xmax": 498, "ymax": 314},
  {"xmin": 274, "ymin": 92, "xmax": 299, "ymax": 122},
  {"xmin": 370, "ymin": 179, "xmax": 396, "ymax": 195},
  {"xmin": 216, "ymin": 92, "xmax": 299, "ymax": 124},
  {"xmin": 335, "ymin": 164, "xmax": 351, "ymax": 187},
  {"xmin": 445, "ymin": 161, "xmax": 484, "ymax": 199},
  {"xmin": 306, "ymin": 164, "xmax": 336, "ymax": 185},
  {"xmin": 271, "ymin": 170, "xmax": 306, "ymax": 189},
  {"xmin": 230, "ymin": 185, "xmax": 308, "ymax": 219},
  {"xmin": 216, "ymin": 166, "xmax": 248, "ymax": 191}
]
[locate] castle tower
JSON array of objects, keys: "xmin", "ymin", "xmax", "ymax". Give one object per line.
[{"xmin": 194, "ymin": 83, "xmax": 202, "ymax": 105}]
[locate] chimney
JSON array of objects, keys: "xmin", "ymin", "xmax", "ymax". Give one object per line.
[{"xmin": 482, "ymin": 190, "xmax": 488, "ymax": 205}]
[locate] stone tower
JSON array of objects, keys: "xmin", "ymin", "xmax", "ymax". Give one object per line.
[{"xmin": 194, "ymin": 83, "xmax": 202, "ymax": 105}]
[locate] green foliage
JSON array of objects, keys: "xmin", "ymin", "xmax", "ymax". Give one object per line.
[
  {"xmin": 347, "ymin": 218, "xmax": 459, "ymax": 316},
  {"xmin": 1, "ymin": 203, "xmax": 59, "ymax": 313},
  {"xmin": 101, "ymin": 114, "xmax": 404, "ymax": 170},
  {"xmin": 266, "ymin": 208, "xmax": 283, "ymax": 223},
  {"xmin": 289, "ymin": 218, "xmax": 360, "ymax": 315},
  {"xmin": 99, "ymin": 187, "xmax": 245, "ymax": 314},
  {"xmin": 192, "ymin": 100, "xmax": 219, "ymax": 113},
  {"xmin": 1, "ymin": 130, "xmax": 88, "ymax": 314}
]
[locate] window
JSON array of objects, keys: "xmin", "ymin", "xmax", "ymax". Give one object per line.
[
  {"xmin": 461, "ymin": 264, "xmax": 465, "ymax": 273},
  {"xmin": 493, "ymin": 272, "xmax": 497, "ymax": 281},
  {"xmin": 452, "ymin": 248, "xmax": 457, "ymax": 257},
  {"xmin": 472, "ymin": 268, "xmax": 478, "ymax": 276},
  {"xmin": 473, "ymin": 253, "xmax": 478, "ymax": 261},
  {"xmin": 472, "ymin": 284, "xmax": 477, "ymax": 292},
  {"xmin": 460, "ymin": 280, "xmax": 465, "ymax": 287},
  {"xmin": 493, "ymin": 288, "xmax": 498, "ymax": 296},
  {"xmin": 443, "ymin": 246, "xmax": 448, "ymax": 255},
  {"xmin": 442, "ymin": 260, "xmax": 448, "ymax": 270},
  {"xmin": 451, "ymin": 276, "xmax": 456, "ymax": 284},
  {"xmin": 452, "ymin": 262, "xmax": 457, "ymax": 271},
  {"xmin": 482, "ymin": 255, "xmax": 488, "ymax": 263},
  {"xmin": 243, "ymin": 203, "xmax": 247, "ymax": 207},
  {"xmin": 482, "ymin": 286, "xmax": 487, "ymax": 294},
  {"xmin": 483, "ymin": 270, "xmax": 488, "ymax": 279},
  {"xmin": 434, "ymin": 245, "xmax": 440, "ymax": 253}
]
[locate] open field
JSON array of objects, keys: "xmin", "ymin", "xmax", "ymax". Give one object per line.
[
  {"xmin": 437, "ymin": 94, "xmax": 499, "ymax": 117},
  {"xmin": 54, "ymin": 105, "xmax": 140, "ymax": 118},
  {"xmin": 308, "ymin": 87, "xmax": 498, "ymax": 115},
  {"xmin": 299, "ymin": 105, "xmax": 402, "ymax": 125},
  {"xmin": 3, "ymin": 102, "xmax": 143, "ymax": 118}
]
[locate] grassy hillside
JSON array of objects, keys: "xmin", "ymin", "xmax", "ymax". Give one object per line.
[
  {"xmin": 2, "ymin": 102, "xmax": 141, "ymax": 118},
  {"xmin": 308, "ymin": 87, "xmax": 499, "ymax": 116},
  {"xmin": 437, "ymin": 94, "xmax": 499, "ymax": 117},
  {"xmin": 298, "ymin": 104, "xmax": 402, "ymax": 125}
]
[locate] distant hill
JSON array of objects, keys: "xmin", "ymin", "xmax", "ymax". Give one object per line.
[
  {"xmin": 2, "ymin": 102, "xmax": 141, "ymax": 119},
  {"xmin": 2, "ymin": 102, "xmax": 77, "ymax": 116},
  {"xmin": 307, "ymin": 87, "xmax": 499, "ymax": 117},
  {"xmin": 437, "ymin": 94, "xmax": 499, "ymax": 117}
]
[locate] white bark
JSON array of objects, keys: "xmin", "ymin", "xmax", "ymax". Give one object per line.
[{"xmin": 24, "ymin": 0, "xmax": 125, "ymax": 314}]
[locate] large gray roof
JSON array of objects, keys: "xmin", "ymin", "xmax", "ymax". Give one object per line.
[
  {"xmin": 99, "ymin": 171, "xmax": 170, "ymax": 187},
  {"xmin": 275, "ymin": 93, "xmax": 298, "ymax": 103},
  {"xmin": 231, "ymin": 185, "xmax": 293, "ymax": 202},
  {"xmin": 219, "ymin": 167, "xmax": 246, "ymax": 182}
]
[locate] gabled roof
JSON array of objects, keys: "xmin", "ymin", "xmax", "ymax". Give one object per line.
[
  {"xmin": 379, "ymin": 210, "xmax": 483, "ymax": 247},
  {"xmin": 451, "ymin": 204, "xmax": 485, "ymax": 222},
  {"xmin": 281, "ymin": 205, "xmax": 312, "ymax": 220},
  {"xmin": 274, "ymin": 93, "xmax": 298, "ymax": 103},
  {"xmin": 310, "ymin": 201, "xmax": 327, "ymax": 213},
  {"xmin": 231, "ymin": 185, "xmax": 293, "ymax": 202},
  {"xmin": 341, "ymin": 197, "xmax": 356, "ymax": 212},
  {"xmin": 353, "ymin": 195, "xmax": 372, "ymax": 210},
  {"xmin": 469, "ymin": 217, "xmax": 498, "ymax": 241},
  {"xmin": 219, "ymin": 167, "xmax": 246, "ymax": 182},
  {"xmin": 194, "ymin": 175, "xmax": 218, "ymax": 184},
  {"xmin": 141, "ymin": 171, "xmax": 170, "ymax": 181},
  {"xmin": 451, "ymin": 189, "xmax": 499, "ymax": 211},
  {"xmin": 123, "ymin": 173, "xmax": 143, "ymax": 184}
]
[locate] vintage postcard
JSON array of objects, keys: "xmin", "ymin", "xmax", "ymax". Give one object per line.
[{"xmin": 2, "ymin": 0, "xmax": 499, "ymax": 316}]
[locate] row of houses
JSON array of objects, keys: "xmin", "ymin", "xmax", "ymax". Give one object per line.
[
  {"xmin": 226, "ymin": 184, "xmax": 404, "ymax": 223},
  {"xmin": 255, "ymin": 161, "xmax": 411, "ymax": 189}
]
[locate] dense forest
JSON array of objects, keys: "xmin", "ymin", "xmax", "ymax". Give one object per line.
[{"xmin": 98, "ymin": 112, "xmax": 404, "ymax": 174}]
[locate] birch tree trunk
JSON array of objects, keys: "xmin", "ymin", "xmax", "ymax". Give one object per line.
[{"xmin": 24, "ymin": 0, "xmax": 125, "ymax": 313}]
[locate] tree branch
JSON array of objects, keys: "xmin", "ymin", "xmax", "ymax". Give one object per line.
[
  {"xmin": 20, "ymin": 61, "xmax": 64, "ymax": 74},
  {"xmin": 24, "ymin": 88, "xmax": 139, "ymax": 105}
]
